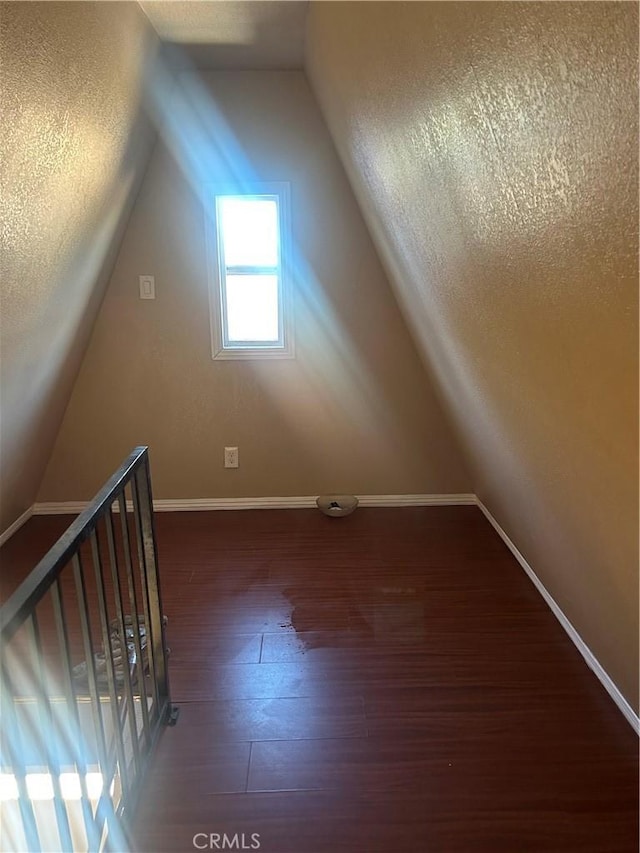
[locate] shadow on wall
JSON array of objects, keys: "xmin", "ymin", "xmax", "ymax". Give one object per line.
[{"xmin": 0, "ymin": 2, "xmax": 160, "ymax": 532}]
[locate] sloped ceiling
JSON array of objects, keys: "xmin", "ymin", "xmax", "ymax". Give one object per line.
[
  {"xmin": 305, "ymin": 1, "xmax": 638, "ymax": 710},
  {"xmin": 139, "ymin": 0, "xmax": 308, "ymax": 68},
  {"xmin": 0, "ymin": 1, "xmax": 159, "ymax": 532}
]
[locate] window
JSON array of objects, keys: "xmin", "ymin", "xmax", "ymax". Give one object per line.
[{"xmin": 207, "ymin": 183, "xmax": 293, "ymax": 359}]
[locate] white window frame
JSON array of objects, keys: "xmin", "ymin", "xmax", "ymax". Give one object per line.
[{"xmin": 205, "ymin": 182, "xmax": 294, "ymax": 360}]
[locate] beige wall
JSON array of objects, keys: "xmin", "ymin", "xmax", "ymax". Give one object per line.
[
  {"xmin": 38, "ymin": 70, "xmax": 470, "ymax": 503},
  {"xmin": 306, "ymin": 1, "xmax": 639, "ymax": 709},
  {"xmin": 0, "ymin": 1, "xmax": 158, "ymax": 532}
]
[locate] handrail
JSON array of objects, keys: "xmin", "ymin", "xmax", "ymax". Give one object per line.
[
  {"xmin": 0, "ymin": 445, "xmax": 175, "ymax": 852},
  {"xmin": 1, "ymin": 446, "xmax": 148, "ymax": 643}
]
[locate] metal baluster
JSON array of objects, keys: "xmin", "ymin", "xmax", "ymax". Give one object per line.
[
  {"xmin": 71, "ymin": 551, "xmax": 117, "ymax": 843},
  {"xmin": 50, "ymin": 578, "xmax": 101, "ymax": 851},
  {"xmin": 104, "ymin": 505, "xmax": 141, "ymax": 783},
  {"xmin": 89, "ymin": 525, "xmax": 130, "ymax": 807},
  {"xmin": 130, "ymin": 474, "xmax": 160, "ymax": 719},
  {"xmin": 0, "ymin": 662, "xmax": 42, "ymax": 852},
  {"xmin": 116, "ymin": 492, "xmax": 151, "ymax": 749},
  {"xmin": 137, "ymin": 456, "xmax": 170, "ymax": 710},
  {"xmin": 25, "ymin": 611, "xmax": 74, "ymax": 851}
]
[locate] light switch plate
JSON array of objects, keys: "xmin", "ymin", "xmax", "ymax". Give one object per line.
[{"xmin": 139, "ymin": 275, "xmax": 155, "ymax": 299}]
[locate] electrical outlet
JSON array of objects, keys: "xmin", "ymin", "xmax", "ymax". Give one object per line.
[{"xmin": 224, "ymin": 446, "xmax": 239, "ymax": 468}]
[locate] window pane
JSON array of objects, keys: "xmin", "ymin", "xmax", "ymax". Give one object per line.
[
  {"xmin": 225, "ymin": 274, "xmax": 279, "ymax": 342},
  {"xmin": 218, "ymin": 197, "xmax": 279, "ymax": 267}
]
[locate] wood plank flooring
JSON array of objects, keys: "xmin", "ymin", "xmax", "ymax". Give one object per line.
[{"xmin": 1, "ymin": 507, "xmax": 638, "ymax": 852}]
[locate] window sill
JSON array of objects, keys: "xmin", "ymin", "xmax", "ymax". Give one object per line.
[{"xmin": 212, "ymin": 345, "xmax": 296, "ymax": 361}]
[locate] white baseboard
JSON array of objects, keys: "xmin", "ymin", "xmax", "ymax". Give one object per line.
[
  {"xmin": 33, "ymin": 502, "xmax": 88, "ymax": 516},
  {"xmin": 358, "ymin": 493, "xmax": 475, "ymax": 507},
  {"xmin": 151, "ymin": 496, "xmax": 315, "ymax": 511},
  {"xmin": 0, "ymin": 506, "xmax": 34, "ymax": 546},
  {"xmin": 476, "ymin": 498, "xmax": 640, "ymax": 735},
  {"xmin": 25, "ymin": 492, "xmax": 640, "ymax": 732},
  {"xmin": 33, "ymin": 493, "xmax": 476, "ymax": 514}
]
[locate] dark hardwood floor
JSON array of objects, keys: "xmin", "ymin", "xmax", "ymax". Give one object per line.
[{"xmin": 1, "ymin": 507, "xmax": 638, "ymax": 852}]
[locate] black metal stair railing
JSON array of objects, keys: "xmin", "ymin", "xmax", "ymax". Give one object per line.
[{"xmin": 0, "ymin": 447, "xmax": 177, "ymax": 852}]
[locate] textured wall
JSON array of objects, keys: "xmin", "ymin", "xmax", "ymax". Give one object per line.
[
  {"xmin": 38, "ymin": 70, "xmax": 470, "ymax": 502},
  {"xmin": 0, "ymin": 1, "xmax": 158, "ymax": 532},
  {"xmin": 306, "ymin": 1, "xmax": 639, "ymax": 709}
]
